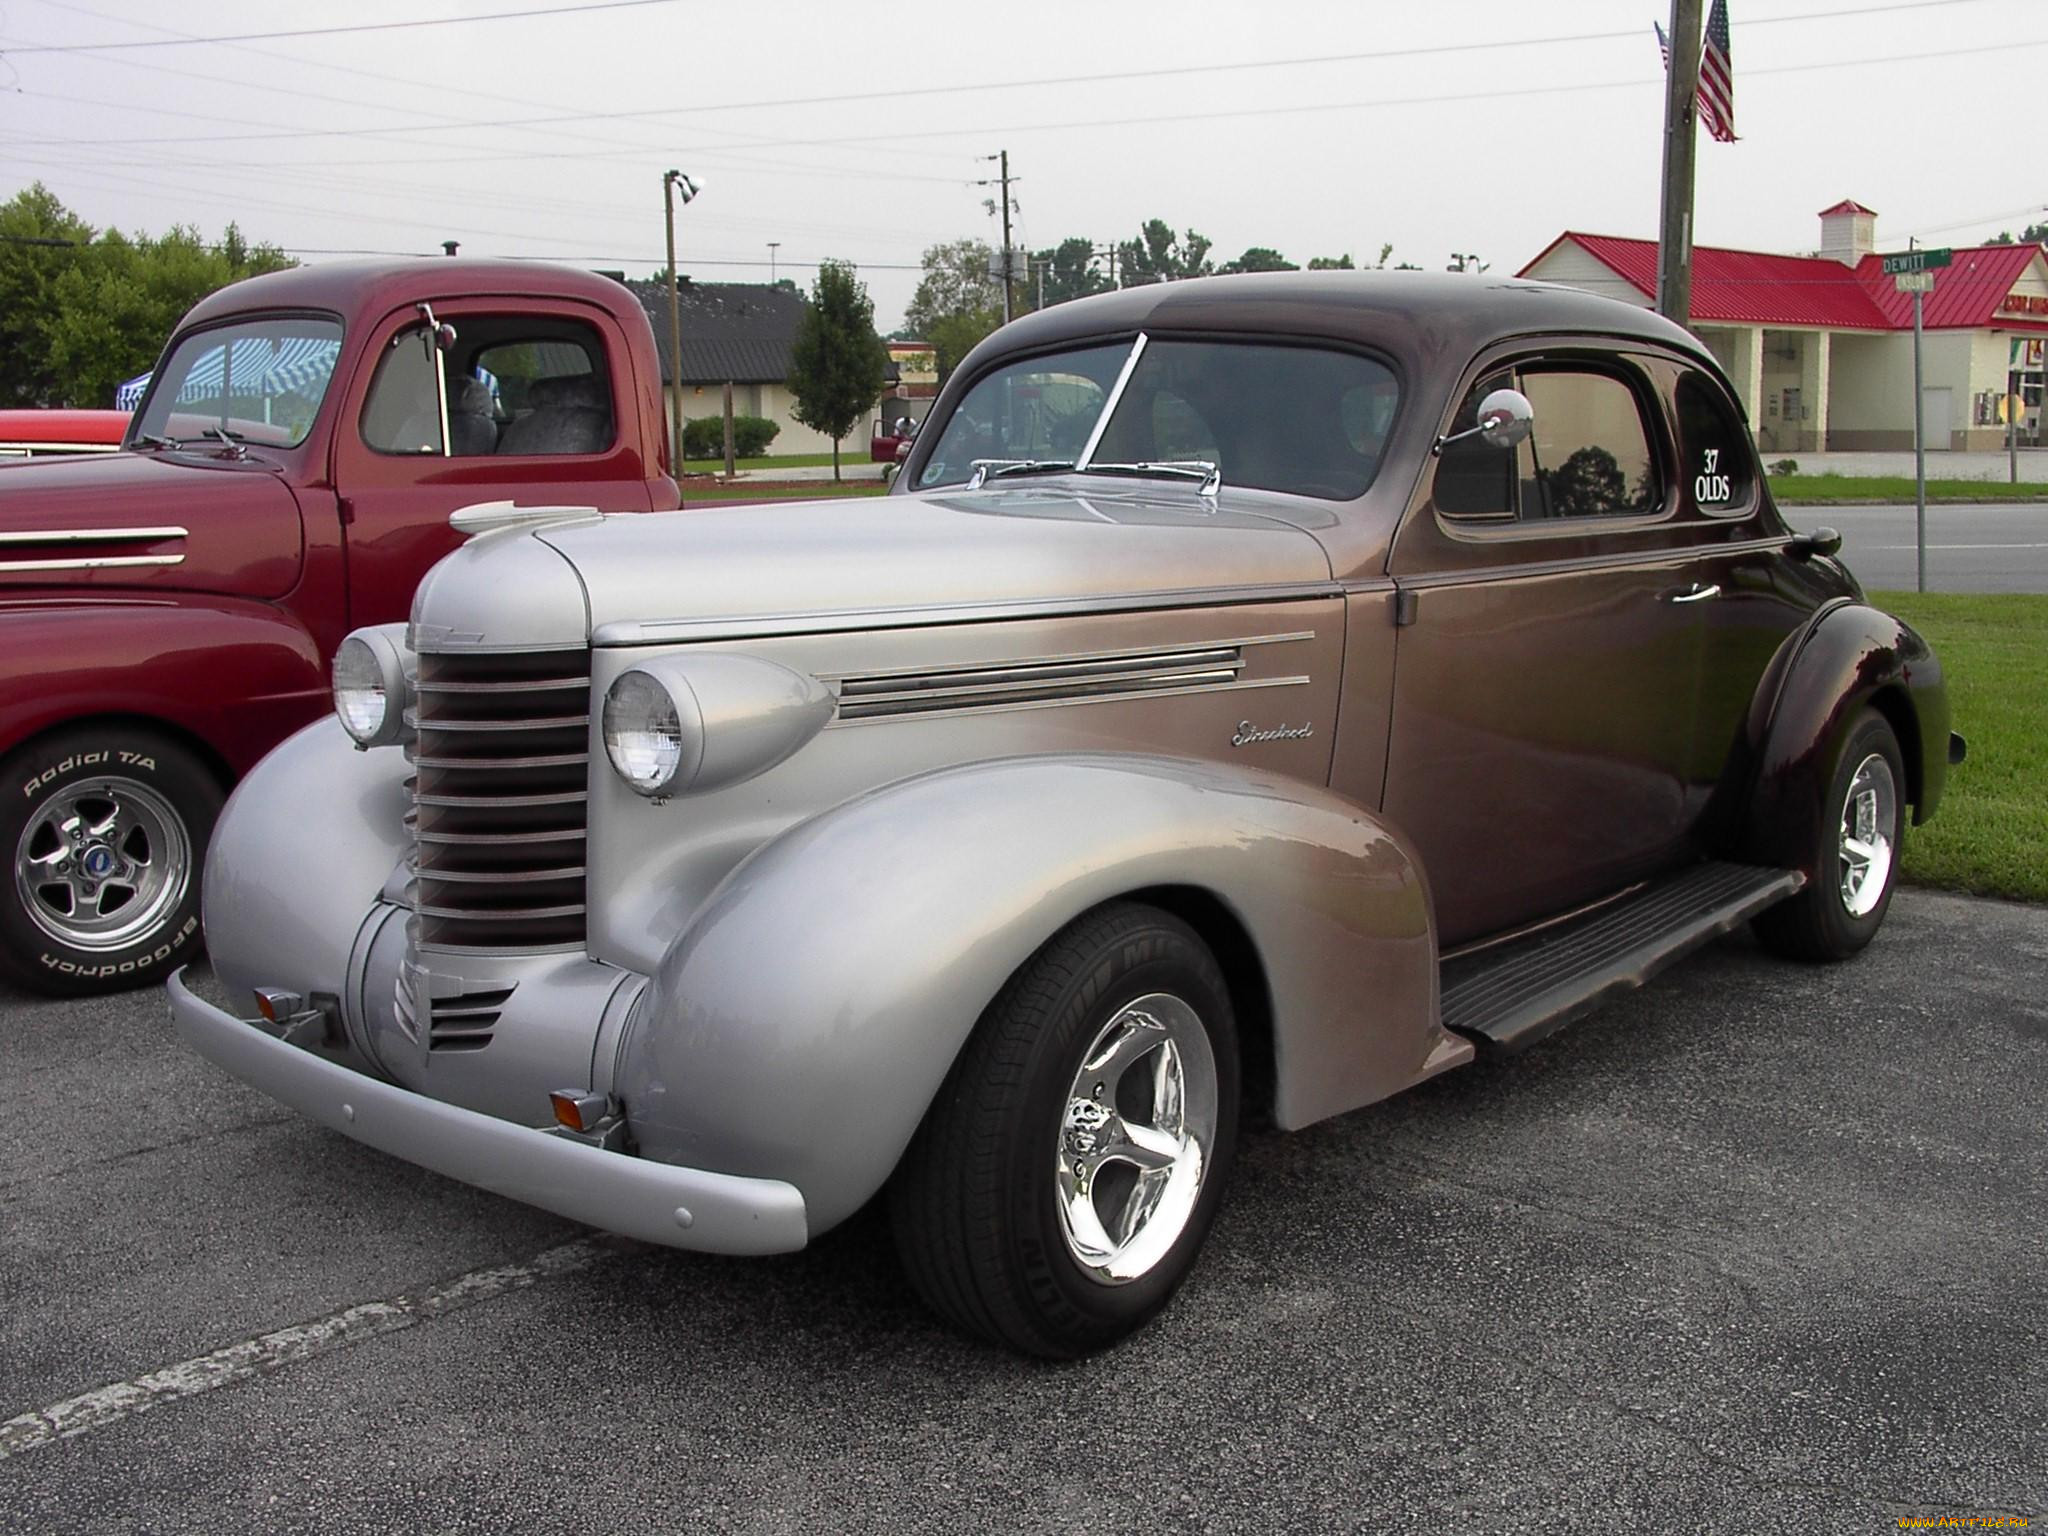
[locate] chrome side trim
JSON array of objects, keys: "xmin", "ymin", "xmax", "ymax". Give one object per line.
[
  {"xmin": 1074, "ymin": 332, "xmax": 1148, "ymax": 470},
  {"xmin": 0, "ymin": 554, "xmax": 187, "ymax": 573},
  {"xmin": 592, "ymin": 582, "xmax": 1344, "ymax": 647},
  {"xmin": 827, "ymin": 674, "xmax": 1309, "ymax": 727},
  {"xmin": 0, "ymin": 526, "xmax": 188, "ymax": 544},
  {"xmin": 821, "ymin": 630, "xmax": 1315, "ymax": 684}
]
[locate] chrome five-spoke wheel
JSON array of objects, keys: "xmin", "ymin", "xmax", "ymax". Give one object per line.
[
  {"xmin": 1837, "ymin": 752, "xmax": 1897, "ymax": 920},
  {"xmin": 1056, "ymin": 992, "xmax": 1219, "ymax": 1284},
  {"xmin": 13, "ymin": 777, "xmax": 192, "ymax": 951}
]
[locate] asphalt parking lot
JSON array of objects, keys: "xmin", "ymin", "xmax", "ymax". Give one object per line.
[{"xmin": 2, "ymin": 888, "xmax": 2042, "ymax": 1534}]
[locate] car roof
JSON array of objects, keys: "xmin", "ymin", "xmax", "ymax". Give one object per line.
[
  {"xmin": 176, "ymin": 258, "xmax": 637, "ymax": 331},
  {"xmin": 965, "ymin": 270, "xmax": 1720, "ymax": 381}
]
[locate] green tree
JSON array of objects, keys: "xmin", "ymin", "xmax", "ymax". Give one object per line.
[
  {"xmin": 1217, "ymin": 246, "xmax": 1298, "ymax": 274},
  {"xmin": 927, "ymin": 306, "xmax": 1004, "ymax": 383},
  {"xmin": 788, "ymin": 259, "xmax": 889, "ymax": 481},
  {"xmin": 0, "ymin": 184, "xmax": 95, "ymax": 407},
  {"xmin": 1306, "ymin": 254, "xmax": 1356, "ymax": 270},
  {"xmin": 904, "ymin": 237, "xmax": 1002, "ymax": 341},
  {"xmin": 1118, "ymin": 219, "xmax": 1213, "ymax": 285},
  {"xmin": 1030, "ymin": 236, "xmax": 1111, "ymax": 307}
]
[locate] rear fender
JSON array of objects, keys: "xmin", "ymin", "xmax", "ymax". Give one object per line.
[
  {"xmin": 621, "ymin": 753, "xmax": 1452, "ymax": 1235},
  {"xmin": 1734, "ymin": 601, "xmax": 1950, "ymax": 873}
]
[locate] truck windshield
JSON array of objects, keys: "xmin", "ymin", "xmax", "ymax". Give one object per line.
[
  {"xmin": 132, "ymin": 317, "xmax": 344, "ymax": 450},
  {"xmin": 914, "ymin": 334, "xmax": 1400, "ymax": 501}
]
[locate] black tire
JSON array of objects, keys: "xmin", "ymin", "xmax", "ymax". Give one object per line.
[
  {"xmin": 890, "ymin": 901, "xmax": 1240, "ymax": 1358},
  {"xmin": 0, "ymin": 724, "xmax": 222, "ymax": 996},
  {"xmin": 1753, "ymin": 708, "xmax": 1906, "ymax": 963}
]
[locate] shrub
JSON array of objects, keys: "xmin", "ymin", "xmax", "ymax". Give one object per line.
[
  {"xmin": 682, "ymin": 414, "xmax": 780, "ymax": 460},
  {"xmin": 1767, "ymin": 458, "xmax": 1799, "ymax": 477}
]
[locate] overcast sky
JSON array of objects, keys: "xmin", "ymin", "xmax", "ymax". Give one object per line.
[{"xmin": 1, "ymin": 0, "xmax": 2042, "ymax": 330}]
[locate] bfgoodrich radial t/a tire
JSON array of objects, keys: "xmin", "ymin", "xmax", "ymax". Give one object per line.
[
  {"xmin": 1753, "ymin": 708, "xmax": 1906, "ymax": 964},
  {"xmin": 1, "ymin": 725, "xmax": 221, "ymax": 996},
  {"xmin": 891, "ymin": 901, "xmax": 1241, "ymax": 1358}
]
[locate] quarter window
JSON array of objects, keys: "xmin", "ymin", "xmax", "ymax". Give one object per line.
[
  {"xmin": 1436, "ymin": 365, "xmax": 1662, "ymax": 523},
  {"xmin": 1675, "ymin": 371, "xmax": 1755, "ymax": 514}
]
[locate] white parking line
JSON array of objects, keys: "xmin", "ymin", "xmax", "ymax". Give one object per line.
[{"xmin": 0, "ymin": 1238, "xmax": 612, "ymax": 1460}]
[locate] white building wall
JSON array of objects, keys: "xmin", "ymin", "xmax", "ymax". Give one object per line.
[
  {"xmin": 1522, "ymin": 244, "xmax": 1651, "ymax": 307},
  {"xmin": 666, "ymin": 382, "xmax": 879, "ymax": 458},
  {"xmin": 1828, "ymin": 333, "xmax": 1912, "ymax": 439}
]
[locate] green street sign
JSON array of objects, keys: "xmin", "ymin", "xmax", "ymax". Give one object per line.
[{"xmin": 1881, "ymin": 248, "xmax": 1953, "ymax": 276}]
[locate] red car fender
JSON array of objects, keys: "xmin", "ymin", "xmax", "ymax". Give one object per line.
[{"xmin": 0, "ymin": 597, "xmax": 329, "ymax": 784}]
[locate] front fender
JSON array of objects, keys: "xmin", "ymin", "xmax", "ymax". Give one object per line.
[
  {"xmin": 0, "ymin": 597, "xmax": 327, "ymax": 775},
  {"xmin": 1737, "ymin": 601, "xmax": 1950, "ymax": 873},
  {"xmin": 621, "ymin": 753, "xmax": 1450, "ymax": 1236}
]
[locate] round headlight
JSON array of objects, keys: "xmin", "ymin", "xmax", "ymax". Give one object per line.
[
  {"xmin": 602, "ymin": 670, "xmax": 685, "ymax": 796},
  {"xmin": 332, "ymin": 628, "xmax": 411, "ymax": 748}
]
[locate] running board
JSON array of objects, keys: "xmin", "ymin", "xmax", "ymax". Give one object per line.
[{"xmin": 1439, "ymin": 862, "xmax": 1805, "ymax": 1052}]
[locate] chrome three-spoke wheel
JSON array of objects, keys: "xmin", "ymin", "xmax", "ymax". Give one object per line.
[
  {"xmin": 1055, "ymin": 992, "xmax": 1219, "ymax": 1284},
  {"xmin": 1837, "ymin": 752, "xmax": 1897, "ymax": 919},
  {"xmin": 14, "ymin": 777, "xmax": 191, "ymax": 951},
  {"xmin": 892, "ymin": 901, "xmax": 1240, "ymax": 1357}
]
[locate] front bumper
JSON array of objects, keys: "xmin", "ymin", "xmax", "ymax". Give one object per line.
[{"xmin": 168, "ymin": 968, "xmax": 808, "ymax": 1255}]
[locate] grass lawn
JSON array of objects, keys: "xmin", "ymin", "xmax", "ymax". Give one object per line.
[
  {"xmin": 1872, "ymin": 592, "xmax": 2047, "ymax": 904},
  {"xmin": 1772, "ymin": 473, "xmax": 2048, "ymax": 504},
  {"xmin": 680, "ymin": 451, "xmax": 845, "ymax": 471},
  {"xmin": 680, "ymin": 481, "xmax": 888, "ymax": 502}
]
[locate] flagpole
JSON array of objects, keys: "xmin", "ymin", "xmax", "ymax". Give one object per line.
[{"xmin": 1656, "ymin": 0, "xmax": 1704, "ymax": 325}]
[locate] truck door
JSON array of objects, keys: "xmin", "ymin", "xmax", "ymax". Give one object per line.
[{"xmin": 332, "ymin": 299, "xmax": 660, "ymax": 628}]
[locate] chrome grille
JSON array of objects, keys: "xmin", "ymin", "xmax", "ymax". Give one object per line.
[{"xmin": 411, "ymin": 648, "xmax": 590, "ymax": 951}]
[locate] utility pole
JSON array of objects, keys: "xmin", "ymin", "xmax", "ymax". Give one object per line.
[
  {"xmin": 767, "ymin": 241, "xmax": 779, "ymax": 284},
  {"xmin": 998, "ymin": 150, "xmax": 1014, "ymax": 323},
  {"xmin": 1656, "ymin": 0, "xmax": 1704, "ymax": 325},
  {"xmin": 663, "ymin": 169, "xmax": 702, "ymax": 486}
]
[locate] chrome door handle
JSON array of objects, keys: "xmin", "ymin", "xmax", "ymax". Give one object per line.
[{"xmin": 1667, "ymin": 582, "xmax": 1721, "ymax": 604}]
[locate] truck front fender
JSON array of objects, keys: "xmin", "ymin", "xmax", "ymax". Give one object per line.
[
  {"xmin": 1736, "ymin": 600, "xmax": 1951, "ymax": 873},
  {"xmin": 621, "ymin": 753, "xmax": 1452, "ymax": 1236},
  {"xmin": 0, "ymin": 597, "xmax": 327, "ymax": 776}
]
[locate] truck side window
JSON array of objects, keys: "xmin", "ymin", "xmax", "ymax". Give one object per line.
[
  {"xmin": 360, "ymin": 328, "xmax": 444, "ymax": 455},
  {"xmin": 1675, "ymin": 371, "xmax": 1754, "ymax": 515},
  {"xmin": 476, "ymin": 328, "xmax": 614, "ymax": 457}
]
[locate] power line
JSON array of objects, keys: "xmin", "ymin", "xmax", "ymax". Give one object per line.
[{"xmin": 0, "ymin": 0, "xmax": 682, "ymax": 54}]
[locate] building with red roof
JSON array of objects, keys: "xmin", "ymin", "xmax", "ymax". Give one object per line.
[{"xmin": 1521, "ymin": 203, "xmax": 2048, "ymax": 452}]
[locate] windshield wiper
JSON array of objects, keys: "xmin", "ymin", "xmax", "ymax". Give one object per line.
[
  {"xmin": 1079, "ymin": 459, "xmax": 1222, "ymax": 495},
  {"xmin": 133, "ymin": 432, "xmax": 177, "ymax": 450},
  {"xmin": 204, "ymin": 425, "xmax": 249, "ymax": 458},
  {"xmin": 965, "ymin": 458, "xmax": 1075, "ymax": 489}
]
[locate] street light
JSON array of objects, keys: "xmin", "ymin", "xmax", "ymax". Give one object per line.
[
  {"xmin": 767, "ymin": 241, "xmax": 780, "ymax": 284},
  {"xmin": 663, "ymin": 169, "xmax": 703, "ymax": 479}
]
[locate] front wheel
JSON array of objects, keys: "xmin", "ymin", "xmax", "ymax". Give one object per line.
[
  {"xmin": 1, "ymin": 726, "xmax": 221, "ymax": 996},
  {"xmin": 1753, "ymin": 708, "xmax": 1906, "ymax": 963},
  {"xmin": 891, "ymin": 901, "xmax": 1240, "ymax": 1358}
]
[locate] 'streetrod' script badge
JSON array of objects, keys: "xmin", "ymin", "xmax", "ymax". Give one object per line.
[{"xmin": 1232, "ymin": 720, "xmax": 1315, "ymax": 747}]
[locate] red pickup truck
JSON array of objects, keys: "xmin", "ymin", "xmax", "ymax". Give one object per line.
[{"xmin": 1, "ymin": 259, "xmax": 679, "ymax": 994}]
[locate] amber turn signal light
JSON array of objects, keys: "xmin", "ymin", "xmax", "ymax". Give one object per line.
[
  {"xmin": 252, "ymin": 987, "xmax": 301, "ymax": 1024},
  {"xmin": 549, "ymin": 1089, "xmax": 611, "ymax": 1133}
]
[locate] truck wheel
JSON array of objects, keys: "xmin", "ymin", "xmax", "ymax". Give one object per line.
[
  {"xmin": 1753, "ymin": 708, "xmax": 1905, "ymax": 963},
  {"xmin": 891, "ymin": 901, "xmax": 1240, "ymax": 1357},
  {"xmin": 1, "ymin": 726, "xmax": 221, "ymax": 996}
]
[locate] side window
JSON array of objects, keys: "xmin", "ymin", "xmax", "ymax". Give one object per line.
[
  {"xmin": 474, "ymin": 328, "xmax": 614, "ymax": 458},
  {"xmin": 1518, "ymin": 370, "xmax": 1659, "ymax": 520},
  {"xmin": 360, "ymin": 329, "xmax": 442, "ymax": 455},
  {"xmin": 1434, "ymin": 365, "xmax": 1661, "ymax": 523},
  {"xmin": 1675, "ymin": 371, "xmax": 1754, "ymax": 515}
]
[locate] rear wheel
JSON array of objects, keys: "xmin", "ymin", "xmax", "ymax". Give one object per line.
[
  {"xmin": 1, "ymin": 726, "xmax": 220, "ymax": 995},
  {"xmin": 891, "ymin": 901, "xmax": 1240, "ymax": 1358},
  {"xmin": 1754, "ymin": 708, "xmax": 1905, "ymax": 963}
]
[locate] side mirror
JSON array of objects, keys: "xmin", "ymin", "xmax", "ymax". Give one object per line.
[{"xmin": 1434, "ymin": 388, "xmax": 1535, "ymax": 455}]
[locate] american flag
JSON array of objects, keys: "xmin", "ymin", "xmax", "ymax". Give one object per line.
[{"xmin": 1654, "ymin": 0, "xmax": 1739, "ymax": 144}]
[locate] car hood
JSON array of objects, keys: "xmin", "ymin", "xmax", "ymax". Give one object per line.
[
  {"xmin": 409, "ymin": 484, "xmax": 1337, "ymax": 650},
  {"xmin": 0, "ymin": 450, "xmax": 305, "ymax": 599}
]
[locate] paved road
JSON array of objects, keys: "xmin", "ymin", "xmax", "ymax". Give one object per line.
[
  {"xmin": 2, "ymin": 889, "xmax": 2042, "ymax": 1532},
  {"xmin": 1817, "ymin": 502, "xmax": 2048, "ymax": 593}
]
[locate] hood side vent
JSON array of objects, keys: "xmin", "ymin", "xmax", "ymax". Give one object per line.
[{"xmin": 831, "ymin": 641, "xmax": 1264, "ymax": 722}]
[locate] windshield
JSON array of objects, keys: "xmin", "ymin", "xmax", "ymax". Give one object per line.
[
  {"xmin": 132, "ymin": 316, "xmax": 343, "ymax": 450},
  {"xmin": 915, "ymin": 335, "xmax": 1400, "ymax": 500}
]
